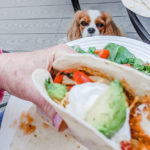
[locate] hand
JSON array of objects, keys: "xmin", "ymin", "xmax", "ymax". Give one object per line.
[{"xmin": 0, "ymin": 44, "xmax": 76, "ymax": 131}]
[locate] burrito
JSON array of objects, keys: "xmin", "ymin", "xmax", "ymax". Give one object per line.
[{"xmin": 32, "ymin": 54, "xmax": 150, "ymax": 150}]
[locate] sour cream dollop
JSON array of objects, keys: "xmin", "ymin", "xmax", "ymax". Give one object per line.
[
  {"xmin": 66, "ymin": 82, "xmax": 108, "ymax": 119},
  {"xmin": 66, "ymin": 82, "xmax": 131, "ymax": 145}
]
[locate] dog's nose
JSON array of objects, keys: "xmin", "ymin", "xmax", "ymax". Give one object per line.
[{"xmin": 88, "ymin": 28, "xmax": 95, "ymax": 34}]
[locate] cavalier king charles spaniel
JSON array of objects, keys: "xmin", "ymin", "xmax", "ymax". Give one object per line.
[{"xmin": 67, "ymin": 10, "xmax": 122, "ymax": 41}]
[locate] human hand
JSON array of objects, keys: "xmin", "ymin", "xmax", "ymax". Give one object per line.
[{"xmin": 0, "ymin": 44, "xmax": 76, "ymax": 131}]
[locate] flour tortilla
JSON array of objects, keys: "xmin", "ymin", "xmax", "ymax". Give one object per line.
[
  {"xmin": 143, "ymin": 0, "xmax": 150, "ymax": 9},
  {"xmin": 121, "ymin": 0, "xmax": 150, "ymax": 17},
  {"xmin": 53, "ymin": 54, "xmax": 150, "ymax": 96},
  {"xmin": 10, "ymin": 105, "xmax": 87, "ymax": 150},
  {"xmin": 32, "ymin": 54, "xmax": 150, "ymax": 150}
]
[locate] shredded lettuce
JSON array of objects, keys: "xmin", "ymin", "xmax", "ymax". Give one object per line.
[
  {"xmin": 72, "ymin": 43, "xmax": 150, "ymax": 76},
  {"xmin": 104, "ymin": 43, "xmax": 150, "ymax": 75},
  {"xmin": 88, "ymin": 47, "xmax": 96, "ymax": 54},
  {"xmin": 71, "ymin": 45, "xmax": 86, "ymax": 53},
  {"xmin": 104, "ymin": 43, "xmax": 135, "ymax": 63}
]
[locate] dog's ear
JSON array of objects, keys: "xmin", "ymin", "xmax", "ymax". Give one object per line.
[
  {"xmin": 67, "ymin": 11, "xmax": 82, "ymax": 41},
  {"xmin": 102, "ymin": 12, "xmax": 122, "ymax": 36}
]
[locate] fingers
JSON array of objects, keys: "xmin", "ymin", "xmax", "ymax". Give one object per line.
[
  {"xmin": 53, "ymin": 44, "xmax": 77, "ymax": 60},
  {"xmin": 31, "ymin": 44, "xmax": 73, "ymax": 131},
  {"xmin": 39, "ymin": 99, "xmax": 56, "ymax": 120},
  {"xmin": 46, "ymin": 44, "xmax": 77, "ymax": 73},
  {"xmin": 37, "ymin": 97, "xmax": 68, "ymax": 132},
  {"xmin": 46, "ymin": 44, "xmax": 73, "ymax": 131},
  {"xmin": 53, "ymin": 113, "xmax": 68, "ymax": 132}
]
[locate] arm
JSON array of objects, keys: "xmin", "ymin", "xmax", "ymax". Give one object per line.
[
  {"xmin": 0, "ymin": 48, "xmax": 51, "ymax": 102},
  {"xmin": 0, "ymin": 44, "xmax": 75, "ymax": 130}
]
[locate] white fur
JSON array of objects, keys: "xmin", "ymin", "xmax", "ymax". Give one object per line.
[{"xmin": 82, "ymin": 10, "xmax": 101, "ymax": 38}]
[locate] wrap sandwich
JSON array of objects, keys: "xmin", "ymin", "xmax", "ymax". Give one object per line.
[{"xmin": 32, "ymin": 54, "xmax": 150, "ymax": 150}]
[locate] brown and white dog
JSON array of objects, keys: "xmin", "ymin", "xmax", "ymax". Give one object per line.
[{"xmin": 67, "ymin": 10, "xmax": 122, "ymax": 41}]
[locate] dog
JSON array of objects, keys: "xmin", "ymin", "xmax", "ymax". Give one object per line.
[{"xmin": 67, "ymin": 10, "xmax": 122, "ymax": 41}]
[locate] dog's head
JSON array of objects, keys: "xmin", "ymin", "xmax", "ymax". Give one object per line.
[{"xmin": 67, "ymin": 10, "xmax": 122, "ymax": 41}]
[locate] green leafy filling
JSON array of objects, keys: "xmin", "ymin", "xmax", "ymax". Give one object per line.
[
  {"xmin": 45, "ymin": 78, "xmax": 68, "ymax": 101},
  {"xmin": 72, "ymin": 43, "xmax": 150, "ymax": 76},
  {"xmin": 104, "ymin": 43, "xmax": 150, "ymax": 75}
]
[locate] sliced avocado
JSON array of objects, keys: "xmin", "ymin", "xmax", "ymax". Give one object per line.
[
  {"xmin": 45, "ymin": 79, "xmax": 68, "ymax": 101},
  {"xmin": 85, "ymin": 80, "xmax": 127, "ymax": 138}
]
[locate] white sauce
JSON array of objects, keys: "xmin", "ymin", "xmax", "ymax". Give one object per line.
[
  {"xmin": 66, "ymin": 82, "xmax": 108, "ymax": 119},
  {"xmin": 66, "ymin": 82, "xmax": 131, "ymax": 148},
  {"xmin": 112, "ymin": 109, "xmax": 131, "ymax": 145},
  {"xmin": 138, "ymin": 104, "xmax": 146, "ymax": 111},
  {"xmin": 136, "ymin": 103, "xmax": 147, "ymax": 115},
  {"xmin": 140, "ymin": 112, "xmax": 150, "ymax": 137}
]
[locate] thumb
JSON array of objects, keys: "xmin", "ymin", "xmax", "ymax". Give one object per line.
[{"xmin": 53, "ymin": 44, "xmax": 77, "ymax": 60}]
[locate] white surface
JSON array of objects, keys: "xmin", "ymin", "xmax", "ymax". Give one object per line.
[
  {"xmin": 10, "ymin": 105, "xmax": 87, "ymax": 150},
  {"xmin": 66, "ymin": 82, "xmax": 108, "ymax": 119},
  {"xmin": 112, "ymin": 109, "xmax": 131, "ymax": 145},
  {"xmin": 0, "ymin": 96, "xmax": 32, "ymax": 150},
  {"xmin": 0, "ymin": 96, "xmax": 87, "ymax": 150}
]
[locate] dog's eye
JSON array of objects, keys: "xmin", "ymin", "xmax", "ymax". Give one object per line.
[
  {"xmin": 81, "ymin": 21, "xmax": 88, "ymax": 26},
  {"xmin": 96, "ymin": 22, "xmax": 104, "ymax": 27}
]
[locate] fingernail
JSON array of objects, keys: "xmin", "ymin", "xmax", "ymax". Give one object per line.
[{"xmin": 53, "ymin": 113, "xmax": 68, "ymax": 132}]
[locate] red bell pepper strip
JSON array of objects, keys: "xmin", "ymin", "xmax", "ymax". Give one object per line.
[
  {"xmin": 95, "ymin": 49, "xmax": 110, "ymax": 59},
  {"xmin": 73, "ymin": 70, "xmax": 93, "ymax": 84},
  {"xmin": 54, "ymin": 69, "xmax": 93, "ymax": 84},
  {"xmin": 54, "ymin": 74, "xmax": 64, "ymax": 83},
  {"xmin": 54, "ymin": 69, "xmax": 75, "ymax": 83}
]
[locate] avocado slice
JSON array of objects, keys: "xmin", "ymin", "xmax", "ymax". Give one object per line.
[
  {"xmin": 85, "ymin": 80, "xmax": 127, "ymax": 138},
  {"xmin": 45, "ymin": 78, "xmax": 68, "ymax": 101}
]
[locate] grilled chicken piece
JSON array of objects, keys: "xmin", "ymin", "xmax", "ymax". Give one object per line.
[{"xmin": 62, "ymin": 76, "xmax": 76, "ymax": 85}]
